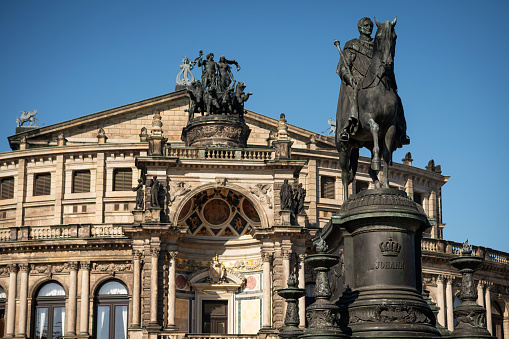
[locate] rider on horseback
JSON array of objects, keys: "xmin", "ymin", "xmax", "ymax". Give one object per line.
[{"xmin": 336, "ymin": 17, "xmax": 409, "ymax": 147}]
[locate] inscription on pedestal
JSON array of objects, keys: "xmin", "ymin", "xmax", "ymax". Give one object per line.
[{"xmin": 375, "ymin": 261, "xmax": 405, "ymax": 270}]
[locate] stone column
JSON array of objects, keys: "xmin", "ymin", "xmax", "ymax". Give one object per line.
[
  {"xmin": 167, "ymin": 250, "xmax": 178, "ymax": 330},
  {"xmin": 132, "ymin": 250, "xmax": 142, "ymax": 328},
  {"xmin": 503, "ymin": 302, "xmax": 509, "ymax": 339},
  {"xmin": 6, "ymin": 264, "xmax": 17, "ymax": 337},
  {"xmin": 149, "ymin": 247, "xmax": 160, "ymax": 326},
  {"xmin": 261, "ymin": 252, "xmax": 273, "ymax": 329},
  {"xmin": 298, "ymin": 253, "xmax": 306, "ymax": 328},
  {"xmin": 17, "ymin": 264, "xmax": 29, "ymax": 337},
  {"xmin": 446, "ymin": 276, "xmax": 454, "ymax": 332},
  {"xmin": 80, "ymin": 262, "xmax": 91, "ymax": 335},
  {"xmin": 436, "ymin": 275, "xmax": 446, "ymax": 327},
  {"xmin": 67, "ymin": 262, "xmax": 78, "ymax": 335},
  {"xmin": 486, "ymin": 285, "xmax": 492, "ymax": 335},
  {"xmin": 477, "ymin": 281, "xmax": 485, "ymax": 307},
  {"xmin": 281, "ymin": 249, "xmax": 291, "ymax": 289}
]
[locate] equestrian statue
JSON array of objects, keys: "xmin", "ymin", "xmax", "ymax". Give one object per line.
[{"xmin": 335, "ymin": 17, "xmax": 409, "ymax": 200}]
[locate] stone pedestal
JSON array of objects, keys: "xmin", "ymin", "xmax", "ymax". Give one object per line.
[
  {"xmin": 148, "ymin": 208, "xmax": 161, "ymax": 222},
  {"xmin": 280, "ymin": 210, "xmax": 292, "ymax": 226},
  {"xmin": 332, "ymin": 188, "xmax": 440, "ymax": 338},
  {"xmin": 299, "ymin": 238, "xmax": 348, "ymax": 339},
  {"xmin": 297, "ymin": 214, "xmax": 307, "ymax": 227},
  {"xmin": 181, "ymin": 115, "xmax": 251, "ymax": 147},
  {"xmin": 132, "ymin": 210, "xmax": 143, "ymax": 223},
  {"xmin": 449, "ymin": 242, "xmax": 495, "ymax": 339},
  {"xmin": 278, "ymin": 276, "xmax": 306, "ymax": 339}
]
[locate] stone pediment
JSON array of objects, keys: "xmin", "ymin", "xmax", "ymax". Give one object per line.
[{"xmin": 7, "ymin": 89, "xmax": 334, "ymax": 151}]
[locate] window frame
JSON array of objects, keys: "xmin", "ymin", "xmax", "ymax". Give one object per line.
[
  {"xmin": 0, "ymin": 177, "xmax": 14, "ymax": 200},
  {"xmin": 33, "ymin": 173, "xmax": 51, "ymax": 196},
  {"xmin": 31, "ymin": 282, "xmax": 66, "ymax": 339},
  {"xmin": 94, "ymin": 280, "xmax": 129, "ymax": 339},
  {"xmin": 72, "ymin": 170, "xmax": 91, "ymax": 194},
  {"xmin": 320, "ymin": 176, "xmax": 335, "ymax": 199},
  {"xmin": 112, "ymin": 168, "xmax": 132, "ymax": 192}
]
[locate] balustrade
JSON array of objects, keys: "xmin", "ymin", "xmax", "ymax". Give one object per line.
[
  {"xmin": 183, "ymin": 335, "xmax": 257, "ymax": 339},
  {"xmin": 167, "ymin": 146, "xmax": 273, "ymax": 161}
]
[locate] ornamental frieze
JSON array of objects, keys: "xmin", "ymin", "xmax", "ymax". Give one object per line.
[
  {"xmin": 92, "ymin": 262, "xmax": 133, "ymax": 273},
  {"xmin": 349, "ymin": 304, "xmax": 432, "ymax": 324},
  {"xmin": 176, "ymin": 257, "xmax": 261, "ymax": 272}
]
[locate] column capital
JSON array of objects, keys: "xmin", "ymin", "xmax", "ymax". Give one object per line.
[
  {"xmin": 8, "ymin": 264, "xmax": 17, "ymax": 273},
  {"xmin": 69, "ymin": 261, "xmax": 79, "ymax": 271},
  {"xmin": 297, "ymin": 252, "xmax": 307, "ymax": 261},
  {"xmin": 151, "ymin": 247, "xmax": 160, "ymax": 258},
  {"xmin": 436, "ymin": 275, "xmax": 445, "ymax": 284},
  {"xmin": 133, "ymin": 249, "xmax": 143, "ymax": 260},
  {"xmin": 477, "ymin": 280, "xmax": 486, "ymax": 289},
  {"xmin": 281, "ymin": 249, "xmax": 292, "ymax": 260},
  {"xmin": 445, "ymin": 275, "xmax": 454, "ymax": 285},
  {"xmin": 80, "ymin": 262, "xmax": 91, "ymax": 271},
  {"xmin": 261, "ymin": 252, "xmax": 274, "ymax": 263},
  {"xmin": 19, "ymin": 263, "xmax": 29, "ymax": 273},
  {"xmin": 167, "ymin": 250, "xmax": 178, "ymax": 260}
]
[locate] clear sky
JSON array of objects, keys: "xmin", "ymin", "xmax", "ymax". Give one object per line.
[{"xmin": 1, "ymin": 1, "xmax": 508, "ymax": 253}]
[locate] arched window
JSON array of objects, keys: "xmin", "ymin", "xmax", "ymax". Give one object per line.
[
  {"xmin": 94, "ymin": 280, "xmax": 128, "ymax": 339},
  {"xmin": 0, "ymin": 286, "xmax": 5, "ymax": 338},
  {"xmin": 32, "ymin": 282, "xmax": 66, "ymax": 339}
]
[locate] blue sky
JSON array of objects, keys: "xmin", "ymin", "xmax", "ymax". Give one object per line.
[{"xmin": 1, "ymin": 1, "xmax": 508, "ymax": 253}]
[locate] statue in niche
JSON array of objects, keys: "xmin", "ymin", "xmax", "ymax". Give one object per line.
[
  {"xmin": 293, "ymin": 183, "xmax": 306, "ymax": 215},
  {"xmin": 217, "ymin": 55, "xmax": 240, "ymax": 92},
  {"xmin": 149, "ymin": 176, "xmax": 160, "ymax": 208},
  {"xmin": 186, "ymin": 80, "xmax": 205, "ymax": 121},
  {"xmin": 132, "ymin": 179, "xmax": 144, "ymax": 210},
  {"xmin": 280, "ymin": 179, "xmax": 293, "ymax": 211}
]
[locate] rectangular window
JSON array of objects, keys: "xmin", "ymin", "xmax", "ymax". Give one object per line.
[
  {"xmin": 355, "ymin": 181, "xmax": 370, "ymax": 195},
  {"xmin": 34, "ymin": 173, "xmax": 51, "ymax": 196},
  {"xmin": 320, "ymin": 176, "xmax": 335, "ymax": 199},
  {"xmin": 72, "ymin": 170, "xmax": 91, "ymax": 193},
  {"xmin": 0, "ymin": 177, "xmax": 14, "ymax": 200},
  {"xmin": 113, "ymin": 169, "xmax": 132, "ymax": 192}
]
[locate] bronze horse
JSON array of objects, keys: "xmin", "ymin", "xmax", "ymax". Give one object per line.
[{"xmin": 336, "ymin": 18, "xmax": 406, "ymax": 200}]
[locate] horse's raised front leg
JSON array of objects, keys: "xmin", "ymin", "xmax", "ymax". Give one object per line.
[
  {"xmin": 381, "ymin": 125, "xmax": 396, "ymax": 188},
  {"xmin": 367, "ymin": 118, "xmax": 381, "ymax": 171}
]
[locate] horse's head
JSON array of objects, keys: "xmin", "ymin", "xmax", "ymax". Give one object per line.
[{"xmin": 374, "ymin": 17, "xmax": 397, "ymax": 72}]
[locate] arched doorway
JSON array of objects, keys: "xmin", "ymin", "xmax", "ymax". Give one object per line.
[
  {"xmin": 32, "ymin": 281, "xmax": 66, "ymax": 339},
  {"xmin": 492, "ymin": 301, "xmax": 504, "ymax": 339},
  {"xmin": 94, "ymin": 280, "xmax": 129, "ymax": 339}
]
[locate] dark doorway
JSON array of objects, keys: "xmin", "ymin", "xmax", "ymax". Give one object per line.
[{"xmin": 202, "ymin": 300, "xmax": 227, "ymax": 334}]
